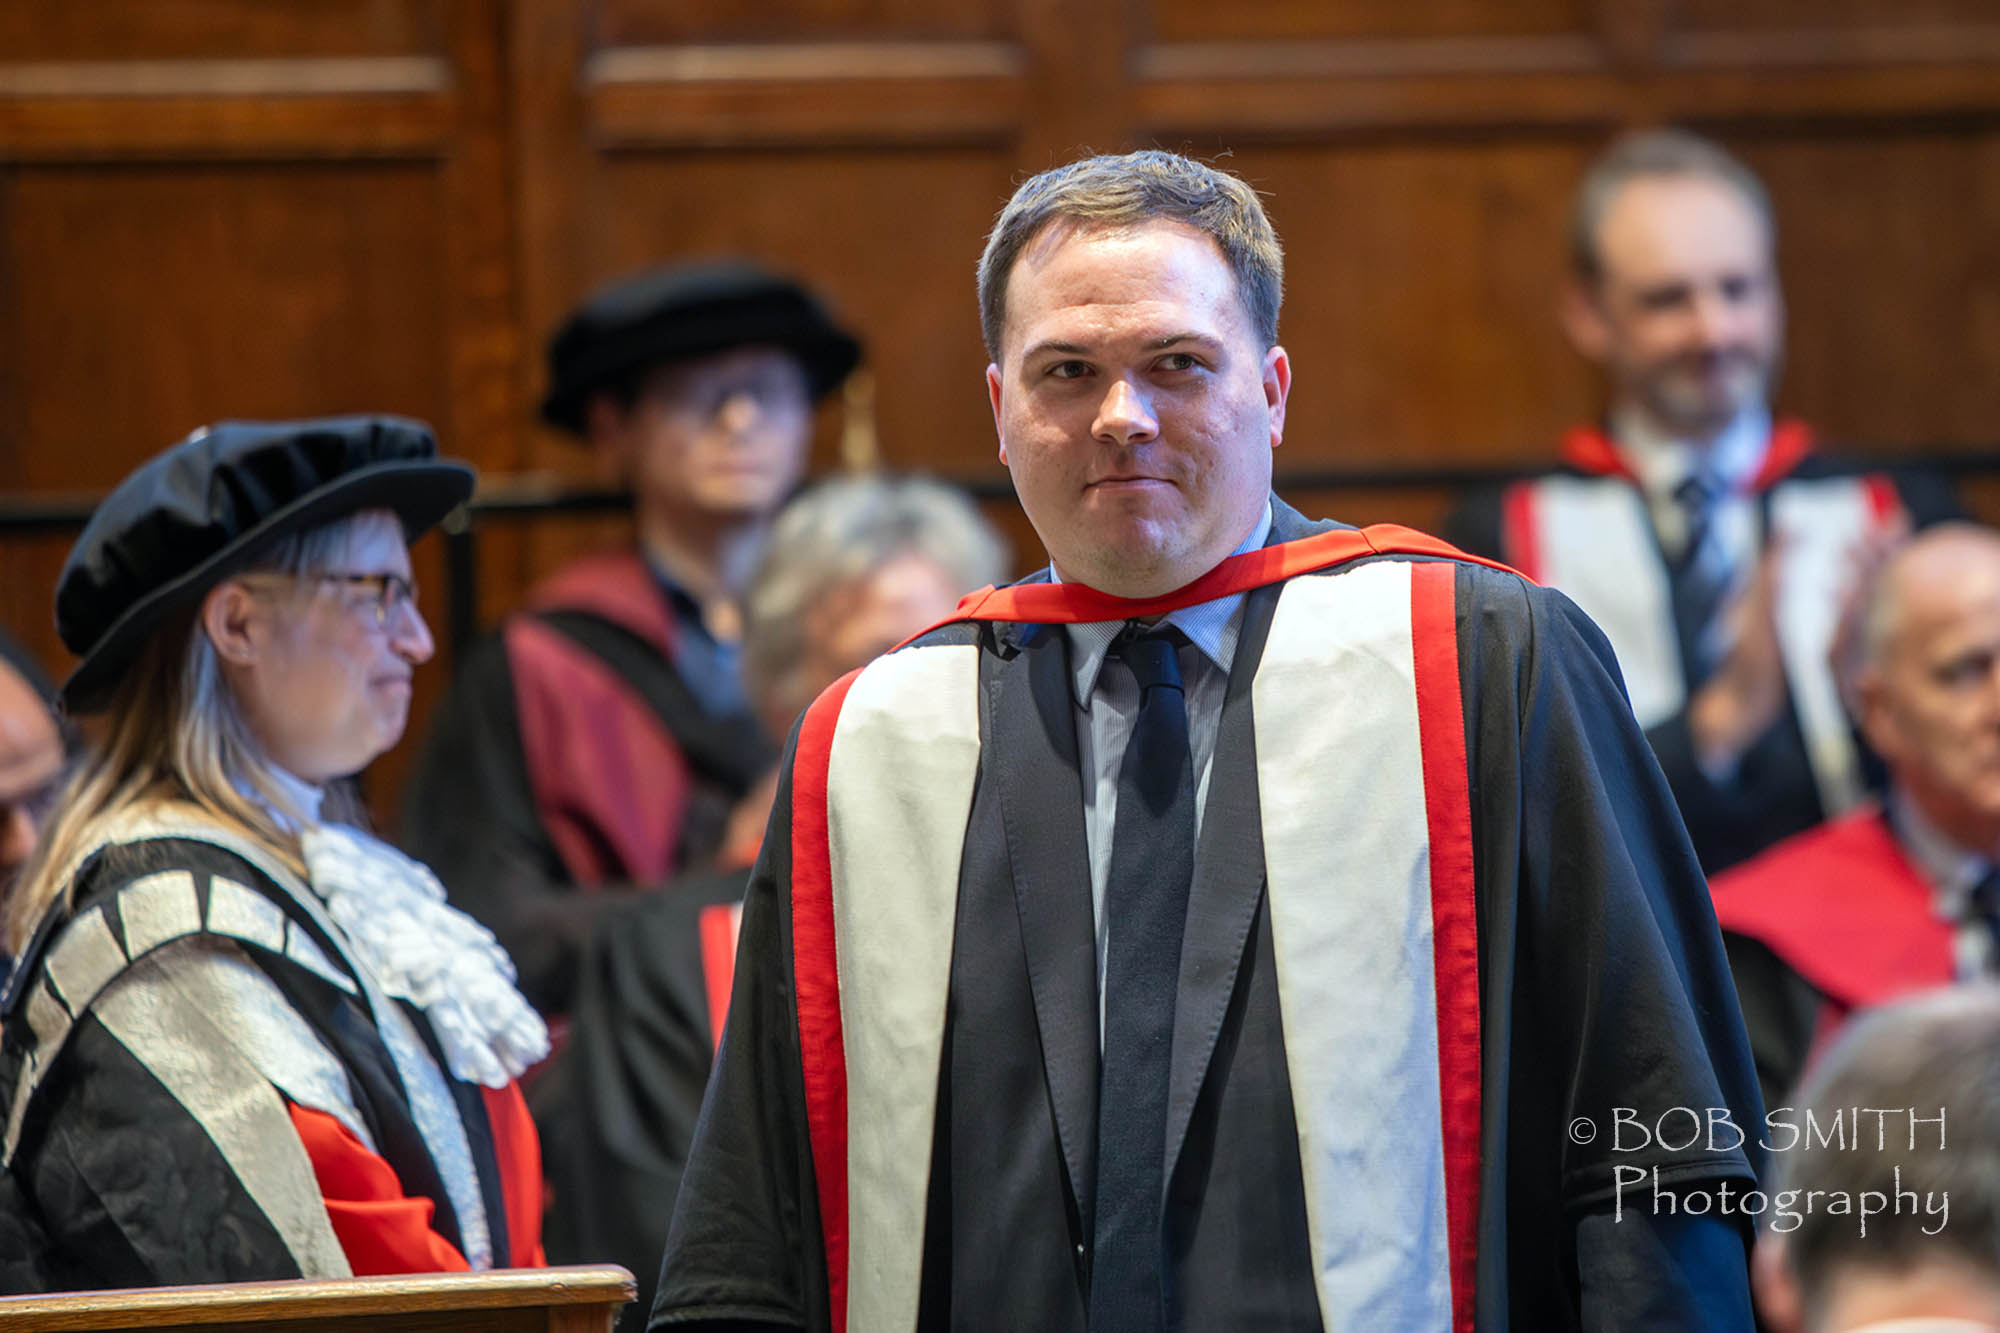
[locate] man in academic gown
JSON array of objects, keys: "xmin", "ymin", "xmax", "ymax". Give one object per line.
[
  {"xmin": 653, "ymin": 150, "xmax": 1765, "ymax": 1332},
  {"xmin": 1449, "ymin": 129, "xmax": 1955, "ymax": 875},
  {"xmin": 1713, "ymin": 524, "xmax": 2000, "ymax": 1112},
  {"xmin": 402, "ymin": 262, "xmax": 860, "ymax": 1018}
]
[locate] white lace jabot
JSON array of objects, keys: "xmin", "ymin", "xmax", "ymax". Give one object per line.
[{"xmin": 299, "ymin": 822, "xmax": 548, "ymax": 1088}]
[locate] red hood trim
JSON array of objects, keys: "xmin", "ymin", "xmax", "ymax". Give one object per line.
[
  {"xmin": 524, "ymin": 550, "xmax": 678, "ymax": 657},
  {"xmin": 924, "ymin": 524, "xmax": 1523, "ymax": 637},
  {"xmin": 1558, "ymin": 419, "xmax": 1816, "ymax": 494},
  {"xmin": 1709, "ymin": 807, "xmax": 1953, "ymax": 1010}
]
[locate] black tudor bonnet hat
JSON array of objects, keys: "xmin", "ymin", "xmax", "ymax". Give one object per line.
[
  {"xmin": 539, "ymin": 260, "xmax": 862, "ymax": 436},
  {"xmin": 55, "ymin": 414, "xmax": 475, "ymax": 714}
]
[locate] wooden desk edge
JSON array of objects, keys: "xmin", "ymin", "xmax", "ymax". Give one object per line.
[{"xmin": 0, "ymin": 1264, "xmax": 636, "ymax": 1327}]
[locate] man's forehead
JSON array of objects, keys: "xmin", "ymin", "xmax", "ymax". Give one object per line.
[
  {"xmin": 1888, "ymin": 539, "xmax": 2000, "ymax": 649},
  {"xmin": 1002, "ymin": 219, "xmax": 1247, "ymax": 343},
  {"xmin": 1595, "ymin": 175, "xmax": 1771, "ymax": 278}
]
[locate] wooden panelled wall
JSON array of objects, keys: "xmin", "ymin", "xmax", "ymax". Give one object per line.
[{"xmin": 2, "ymin": 0, "xmax": 1998, "ymax": 819}]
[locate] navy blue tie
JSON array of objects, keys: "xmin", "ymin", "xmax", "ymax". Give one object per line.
[
  {"xmin": 1670, "ymin": 471, "xmax": 1736, "ymax": 687},
  {"xmin": 1089, "ymin": 626, "xmax": 1195, "ymax": 1332}
]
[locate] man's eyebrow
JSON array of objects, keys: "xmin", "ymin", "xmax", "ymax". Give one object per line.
[{"xmin": 1021, "ymin": 332, "xmax": 1224, "ymax": 361}]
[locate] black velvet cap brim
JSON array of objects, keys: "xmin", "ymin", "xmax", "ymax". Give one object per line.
[
  {"xmin": 538, "ymin": 293, "xmax": 862, "ymax": 436},
  {"xmin": 59, "ymin": 459, "xmax": 474, "ymax": 715}
]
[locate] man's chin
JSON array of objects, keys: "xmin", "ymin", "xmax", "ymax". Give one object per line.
[
  {"xmin": 691, "ymin": 482, "xmax": 786, "ymax": 518},
  {"xmin": 1649, "ymin": 375, "xmax": 1767, "ymax": 437}
]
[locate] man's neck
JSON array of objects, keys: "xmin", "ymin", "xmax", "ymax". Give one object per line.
[
  {"xmin": 1610, "ymin": 402, "xmax": 1771, "ymax": 500},
  {"xmin": 1048, "ymin": 500, "xmax": 1276, "ymax": 597},
  {"xmin": 634, "ymin": 502, "xmax": 768, "ymax": 611}
]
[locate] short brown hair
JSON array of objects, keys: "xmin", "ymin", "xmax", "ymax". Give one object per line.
[
  {"xmin": 977, "ymin": 150, "xmax": 1284, "ymax": 360},
  {"xmin": 1569, "ymin": 129, "xmax": 1774, "ymax": 284},
  {"xmin": 1775, "ymin": 986, "xmax": 2000, "ymax": 1324}
]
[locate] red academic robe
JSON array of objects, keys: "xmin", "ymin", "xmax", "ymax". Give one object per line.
[{"xmin": 1709, "ymin": 807, "xmax": 1955, "ymax": 1106}]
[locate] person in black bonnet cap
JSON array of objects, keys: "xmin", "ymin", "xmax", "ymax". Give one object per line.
[
  {"xmin": 400, "ymin": 262, "xmax": 859, "ymax": 1022},
  {"xmin": 0, "ymin": 416, "xmax": 550, "ymax": 1291}
]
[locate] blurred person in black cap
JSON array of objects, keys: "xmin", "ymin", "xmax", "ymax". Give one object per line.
[
  {"xmin": 0, "ymin": 417, "xmax": 549, "ymax": 1291},
  {"xmin": 401, "ymin": 261, "xmax": 860, "ymax": 1032},
  {"xmin": 531, "ymin": 473, "xmax": 1007, "ymax": 1328}
]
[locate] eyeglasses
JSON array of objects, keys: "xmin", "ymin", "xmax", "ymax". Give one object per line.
[
  {"xmin": 313, "ymin": 572, "xmax": 420, "ymax": 627},
  {"xmin": 243, "ymin": 571, "xmax": 419, "ymax": 627}
]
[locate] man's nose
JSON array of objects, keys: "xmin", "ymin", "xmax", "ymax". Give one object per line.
[
  {"xmin": 393, "ymin": 600, "xmax": 436, "ymax": 665},
  {"xmin": 1689, "ymin": 289, "xmax": 1739, "ymax": 347},
  {"xmin": 716, "ymin": 391, "xmax": 762, "ymax": 435},
  {"xmin": 1093, "ymin": 378, "xmax": 1158, "ymax": 445}
]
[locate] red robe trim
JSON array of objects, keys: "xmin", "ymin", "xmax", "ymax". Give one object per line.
[
  {"xmin": 792, "ymin": 668, "xmax": 864, "ymax": 1333},
  {"xmin": 699, "ymin": 902, "xmax": 745, "ymax": 1054},
  {"xmin": 1556, "ymin": 418, "xmax": 1817, "ymax": 490},
  {"xmin": 1411, "ymin": 560, "xmax": 1482, "ymax": 1333},
  {"xmin": 481, "ymin": 1082, "xmax": 548, "ymax": 1267},
  {"xmin": 288, "ymin": 1083, "xmax": 546, "ymax": 1275},
  {"xmin": 1709, "ymin": 808, "xmax": 1953, "ymax": 1011},
  {"xmin": 290, "ymin": 1103, "xmax": 469, "ymax": 1275},
  {"xmin": 940, "ymin": 522, "xmax": 1524, "ymax": 631}
]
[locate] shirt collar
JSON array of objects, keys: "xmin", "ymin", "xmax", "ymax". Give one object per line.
[
  {"xmin": 1889, "ymin": 787, "xmax": 1992, "ymax": 917},
  {"xmin": 1056, "ymin": 501, "xmax": 1273, "ymax": 709},
  {"xmin": 1611, "ymin": 405, "xmax": 1771, "ymax": 501},
  {"xmin": 235, "ymin": 763, "xmax": 326, "ymax": 833}
]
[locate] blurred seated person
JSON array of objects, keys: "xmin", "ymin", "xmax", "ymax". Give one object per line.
[
  {"xmin": 403, "ymin": 261, "xmax": 861, "ymax": 1019},
  {"xmin": 0, "ymin": 632, "xmax": 66, "ymax": 911},
  {"xmin": 1450, "ymin": 128, "xmax": 1955, "ymax": 874},
  {"xmin": 0, "ymin": 418, "xmax": 548, "ymax": 1290},
  {"xmin": 1714, "ymin": 525, "xmax": 2000, "ymax": 1113},
  {"xmin": 1753, "ymin": 986, "xmax": 2000, "ymax": 1332},
  {"xmin": 531, "ymin": 473, "xmax": 1006, "ymax": 1327}
]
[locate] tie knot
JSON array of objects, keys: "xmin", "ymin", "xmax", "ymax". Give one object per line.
[
  {"xmin": 1114, "ymin": 625, "xmax": 1186, "ymax": 693},
  {"xmin": 1674, "ymin": 471, "xmax": 1723, "ymax": 516}
]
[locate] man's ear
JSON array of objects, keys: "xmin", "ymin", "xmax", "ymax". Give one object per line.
[
  {"xmin": 1263, "ymin": 345, "xmax": 1292, "ymax": 449},
  {"xmin": 1853, "ymin": 665, "xmax": 1901, "ymax": 768},
  {"xmin": 987, "ymin": 364, "xmax": 1008, "ymax": 467},
  {"xmin": 201, "ymin": 580, "xmax": 264, "ymax": 668},
  {"xmin": 1559, "ymin": 278, "xmax": 1611, "ymax": 364}
]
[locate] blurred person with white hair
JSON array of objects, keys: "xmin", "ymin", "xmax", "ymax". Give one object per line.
[{"xmin": 531, "ymin": 472, "xmax": 1007, "ymax": 1327}]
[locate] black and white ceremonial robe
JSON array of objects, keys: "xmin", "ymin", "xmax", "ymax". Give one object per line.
[
  {"xmin": 0, "ymin": 811, "xmax": 544, "ymax": 1291},
  {"xmin": 653, "ymin": 502, "xmax": 1764, "ymax": 1332}
]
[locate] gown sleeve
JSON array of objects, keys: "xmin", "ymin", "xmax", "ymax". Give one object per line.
[
  {"xmin": 651, "ymin": 746, "xmax": 827, "ymax": 1332},
  {"xmin": 1456, "ymin": 564, "xmax": 1764, "ymax": 1330}
]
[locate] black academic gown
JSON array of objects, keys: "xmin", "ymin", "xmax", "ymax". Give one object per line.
[
  {"xmin": 654, "ymin": 500, "xmax": 1765, "ymax": 1332},
  {"xmin": 402, "ymin": 553, "xmax": 772, "ymax": 1017}
]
